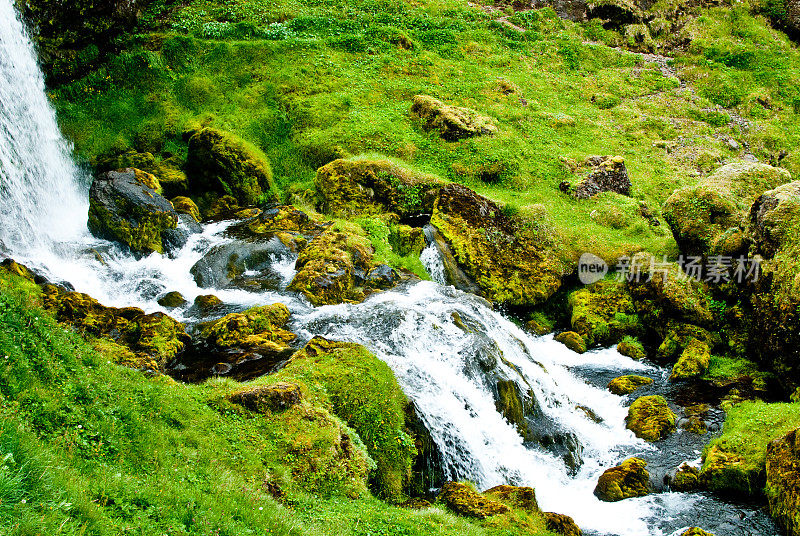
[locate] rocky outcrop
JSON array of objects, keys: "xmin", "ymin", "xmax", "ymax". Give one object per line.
[
  {"xmin": 186, "ymin": 127, "xmax": 276, "ymax": 207},
  {"xmin": 410, "ymin": 95, "xmax": 496, "ymax": 141},
  {"xmin": 594, "ymin": 458, "xmax": 650, "ymax": 502},
  {"xmin": 227, "ymin": 382, "xmax": 303, "ymax": 412},
  {"xmin": 314, "ymin": 157, "xmax": 444, "ymax": 218},
  {"xmin": 543, "ymin": 512, "xmax": 583, "ymax": 536},
  {"xmin": 88, "ymin": 168, "xmax": 178, "ymax": 255},
  {"xmin": 438, "ymin": 482, "xmax": 510, "ymax": 518},
  {"xmin": 766, "ymin": 428, "xmax": 800, "ymax": 536},
  {"xmin": 626, "ymin": 395, "xmax": 677, "ymax": 441},
  {"xmin": 608, "ymin": 375, "xmax": 653, "ymax": 395},
  {"xmin": 560, "ymin": 156, "xmax": 632, "ymax": 199},
  {"xmin": 663, "ymin": 162, "xmax": 790, "ymax": 258},
  {"xmin": 431, "ymin": 184, "xmax": 567, "ymax": 306}
]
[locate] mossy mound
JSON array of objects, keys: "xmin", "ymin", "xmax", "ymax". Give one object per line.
[
  {"xmin": 700, "ymin": 444, "xmax": 765, "ymax": 497},
  {"xmin": 626, "ymin": 395, "xmax": 677, "ymax": 441},
  {"xmin": 273, "ymin": 337, "xmax": 418, "ymax": 501},
  {"xmin": 483, "ymin": 484, "xmax": 539, "ymax": 512},
  {"xmin": 314, "ymin": 157, "xmax": 444, "ymax": 218},
  {"xmin": 186, "ymin": 127, "xmax": 276, "ymax": 207},
  {"xmin": 766, "ymin": 428, "xmax": 800, "ymax": 536},
  {"xmin": 41, "ymin": 284, "xmax": 189, "ymax": 371},
  {"xmin": 88, "ymin": 168, "xmax": 178, "ymax": 255},
  {"xmin": 568, "ymin": 280, "xmax": 641, "ymax": 348},
  {"xmin": 543, "ymin": 512, "xmax": 583, "ymax": 536},
  {"xmin": 200, "ymin": 303, "xmax": 296, "ymax": 358},
  {"xmin": 608, "ymin": 375, "xmax": 653, "ymax": 395},
  {"xmin": 555, "ymin": 331, "xmax": 588, "ymax": 354},
  {"xmin": 657, "ymin": 322, "xmax": 719, "ymax": 363},
  {"xmin": 227, "ymin": 382, "xmax": 303, "ymax": 413},
  {"xmin": 670, "ymin": 339, "xmax": 711, "ymax": 380},
  {"xmin": 617, "ymin": 337, "xmax": 647, "ymax": 360},
  {"xmin": 409, "ymin": 95, "xmax": 497, "ymax": 141},
  {"xmin": 663, "ymin": 162, "xmax": 791, "ymax": 257},
  {"xmin": 438, "ymin": 482, "xmax": 511, "ymax": 518},
  {"xmin": 593, "ymin": 458, "xmax": 650, "ymax": 502},
  {"xmin": 431, "ymin": 184, "xmax": 567, "ymax": 307},
  {"xmin": 671, "ymin": 463, "xmax": 701, "ymax": 492}
]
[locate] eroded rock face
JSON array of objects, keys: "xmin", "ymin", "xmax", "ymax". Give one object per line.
[
  {"xmin": 438, "ymin": 482, "xmax": 510, "ymax": 518},
  {"xmin": 593, "ymin": 457, "xmax": 650, "ymax": 502},
  {"xmin": 88, "ymin": 168, "xmax": 178, "ymax": 255},
  {"xmin": 410, "ymin": 95, "xmax": 496, "ymax": 141},
  {"xmin": 626, "ymin": 395, "xmax": 677, "ymax": 441},
  {"xmin": 431, "ymin": 184, "xmax": 567, "ymax": 306},
  {"xmin": 560, "ymin": 156, "xmax": 632, "ymax": 199},
  {"xmin": 315, "ymin": 157, "xmax": 443, "ymax": 218},
  {"xmin": 766, "ymin": 428, "xmax": 800, "ymax": 536},
  {"xmin": 663, "ymin": 162, "xmax": 790, "ymax": 258},
  {"xmin": 186, "ymin": 127, "xmax": 276, "ymax": 207}
]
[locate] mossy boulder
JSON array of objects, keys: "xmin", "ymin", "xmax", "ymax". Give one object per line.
[
  {"xmin": 389, "ymin": 224, "xmax": 426, "ymax": 257},
  {"xmin": 568, "ymin": 280, "xmax": 641, "ymax": 347},
  {"xmin": 88, "ymin": 168, "xmax": 178, "ymax": 255},
  {"xmin": 157, "ymin": 291, "xmax": 187, "ymax": 308},
  {"xmin": 170, "ymin": 196, "xmax": 200, "ymax": 222},
  {"xmin": 96, "ymin": 150, "xmax": 188, "ymax": 197},
  {"xmin": 41, "ymin": 285, "xmax": 188, "ymax": 371},
  {"xmin": 671, "ymin": 463, "xmax": 701, "ymax": 492},
  {"xmin": 543, "ymin": 512, "xmax": 582, "ymax": 536},
  {"xmin": 593, "ymin": 458, "xmax": 650, "ymax": 502},
  {"xmin": 626, "ymin": 395, "xmax": 677, "ymax": 441},
  {"xmin": 680, "ymin": 529, "xmax": 715, "ymax": 536},
  {"xmin": 663, "ymin": 162, "xmax": 791, "ymax": 257},
  {"xmin": 409, "ymin": 95, "xmax": 497, "ymax": 141},
  {"xmin": 227, "ymin": 382, "xmax": 303, "ymax": 413},
  {"xmin": 766, "ymin": 428, "xmax": 800, "ymax": 536},
  {"xmin": 315, "ymin": 157, "xmax": 444, "ymax": 218},
  {"xmin": 193, "ymin": 294, "xmax": 223, "ymax": 312},
  {"xmin": 700, "ymin": 444, "xmax": 765, "ymax": 497},
  {"xmin": 670, "ymin": 339, "xmax": 711, "ymax": 380},
  {"xmin": 200, "ymin": 303, "xmax": 295, "ymax": 356},
  {"xmin": 186, "ymin": 127, "xmax": 276, "ymax": 207},
  {"xmin": 483, "ymin": 485, "xmax": 539, "ymax": 512},
  {"xmin": 608, "ymin": 375, "xmax": 653, "ymax": 395},
  {"xmin": 617, "ymin": 337, "xmax": 647, "ymax": 360},
  {"xmin": 555, "ymin": 331, "xmax": 587, "ymax": 354},
  {"xmin": 438, "ymin": 482, "xmax": 510, "ymax": 518},
  {"xmin": 656, "ymin": 322, "xmax": 719, "ymax": 362},
  {"xmin": 431, "ymin": 184, "xmax": 567, "ymax": 307},
  {"xmin": 234, "ymin": 204, "xmax": 330, "ymax": 245}
]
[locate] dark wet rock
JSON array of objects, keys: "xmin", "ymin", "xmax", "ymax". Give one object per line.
[
  {"xmin": 671, "ymin": 463, "xmax": 702, "ymax": 492},
  {"xmin": 410, "ymin": 95, "xmax": 497, "ymax": 141},
  {"xmin": 162, "ymin": 213, "xmax": 202, "ymax": 253},
  {"xmin": 438, "ymin": 482, "xmax": 510, "ymax": 518},
  {"xmin": 186, "ymin": 127, "xmax": 276, "ymax": 207},
  {"xmin": 626, "ymin": 395, "xmax": 677, "ymax": 441},
  {"xmin": 365, "ymin": 264, "xmax": 399, "ymax": 289},
  {"xmin": 227, "ymin": 382, "xmax": 302, "ymax": 412},
  {"xmin": 608, "ymin": 375, "xmax": 653, "ymax": 395},
  {"xmin": 158, "ymin": 291, "xmax": 187, "ymax": 308},
  {"xmin": 88, "ymin": 168, "xmax": 178, "ymax": 255},
  {"xmin": 766, "ymin": 428, "xmax": 800, "ymax": 536},
  {"xmin": 560, "ymin": 156, "xmax": 632, "ymax": 199},
  {"xmin": 190, "ymin": 237, "xmax": 293, "ymax": 291},
  {"xmin": 543, "ymin": 512, "xmax": 583, "ymax": 536},
  {"xmin": 431, "ymin": 184, "xmax": 567, "ymax": 306},
  {"xmin": 594, "ymin": 458, "xmax": 650, "ymax": 502},
  {"xmin": 315, "ymin": 157, "xmax": 444, "ymax": 218},
  {"xmin": 555, "ymin": 331, "xmax": 587, "ymax": 354}
]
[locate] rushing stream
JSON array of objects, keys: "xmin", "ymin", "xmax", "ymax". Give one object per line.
[{"xmin": 0, "ymin": 1, "xmax": 783, "ymax": 534}]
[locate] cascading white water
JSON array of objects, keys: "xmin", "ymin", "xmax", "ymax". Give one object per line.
[{"xmin": 0, "ymin": 0, "xmax": 89, "ymax": 252}]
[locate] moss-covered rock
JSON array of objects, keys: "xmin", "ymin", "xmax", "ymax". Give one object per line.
[
  {"xmin": 170, "ymin": 196, "xmax": 200, "ymax": 222},
  {"xmin": 157, "ymin": 291, "xmax": 186, "ymax": 308},
  {"xmin": 657, "ymin": 322, "xmax": 719, "ymax": 362},
  {"xmin": 200, "ymin": 303, "xmax": 295, "ymax": 355},
  {"xmin": 671, "ymin": 463, "xmax": 701, "ymax": 492},
  {"xmin": 617, "ymin": 337, "xmax": 647, "ymax": 360},
  {"xmin": 438, "ymin": 482, "xmax": 510, "ymax": 518},
  {"xmin": 88, "ymin": 168, "xmax": 178, "ymax": 255},
  {"xmin": 766, "ymin": 428, "xmax": 800, "ymax": 536},
  {"xmin": 593, "ymin": 457, "xmax": 650, "ymax": 502},
  {"xmin": 626, "ymin": 395, "xmax": 677, "ymax": 441},
  {"xmin": 315, "ymin": 157, "xmax": 444, "ymax": 218},
  {"xmin": 409, "ymin": 95, "xmax": 497, "ymax": 141},
  {"xmin": 186, "ymin": 127, "xmax": 276, "ymax": 207},
  {"xmin": 680, "ymin": 529, "xmax": 715, "ymax": 536},
  {"xmin": 608, "ymin": 375, "xmax": 653, "ymax": 395},
  {"xmin": 700, "ymin": 444, "xmax": 765, "ymax": 497},
  {"xmin": 96, "ymin": 150, "xmax": 188, "ymax": 197},
  {"xmin": 483, "ymin": 485, "xmax": 539, "ymax": 512},
  {"xmin": 560, "ymin": 155, "xmax": 631, "ymax": 199},
  {"xmin": 568, "ymin": 280, "xmax": 642, "ymax": 348},
  {"xmin": 193, "ymin": 294, "xmax": 223, "ymax": 312},
  {"xmin": 389, "ymin": 224, "xmax": 426, "ymax": 257},
  {"xmin": 227, "ymin": 382, "xmax": 303, "ymax": 413},
  {"xmin": 670, "ymin": 339, "xmax": 711, "ymax": 380},
  {"xmin": 663, "ymin": 162, "xmax": 790, "ymax": 257},
  {"xmin": 431, "ymin": 184, "xmax": 567, "ymax": 307},
  {"xmin": 555, "ymin": 331, "xmax": 588, "ymax": 353},
  {"xmin": 41, "ymin": 284, "xmax": 188, "ymax": 371},
  {"xmin": 543, "ymin": 512, "xmax": 583, "ymax": 536}
]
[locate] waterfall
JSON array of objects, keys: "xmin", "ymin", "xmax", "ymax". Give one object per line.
[{"xmin": 0, "ymin": 0, "xmax": 89, "ymax": 254}]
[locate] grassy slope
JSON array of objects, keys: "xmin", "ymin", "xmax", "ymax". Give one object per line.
[
  {"xmin": 0, "ymin": 271, "xmax": 557, "ymax": 536},
  {"xmin": 50, "ymin": 0, "xmax": 800, "ymax": 263}
]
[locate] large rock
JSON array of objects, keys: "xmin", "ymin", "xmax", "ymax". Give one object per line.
[
  {"xmin": 438, "ymin": 482, "xmax": 510, "ymax": 518},
  {"xmin": 671, "ymin": 463, "xmax": 701, "ymax": 492},
  {"xmin": 626, "ymin": 395, "xmax": 677, "ymax": 441},
  {"xmin": 314, "ymin": 157, "xmax": 443, "ymax": 218},
  {"xmin": 700, "ymin": 444, "xmax": 765, "ymax": 497},
  {"xmin": 663, "ymin": 162, "xmax": 790, "ymax": 258},
  {"xmin": 410, "ymin": 95, "xmax": 496, "ymax": 141},
  {"xmin": 560, "ymin": 156, "xmax": 632, "ymax": 199},
  {"xmin": 186, "ymin": 127, "xmax": 276, "ymax": 207},
  {"xmin": 431, "ymin": 184, "xmax": 567, "ymax": 306},
  {"xmin": 88, "ymin": 168, "xmax": 178, "ymax": 255},
  {"xmin": 593, "ymin": 458, "xmax": 650, "ymax": 502},
  {"xmin": 766, "ymin": 428, "xmax": 800, "ymax": 536}
]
